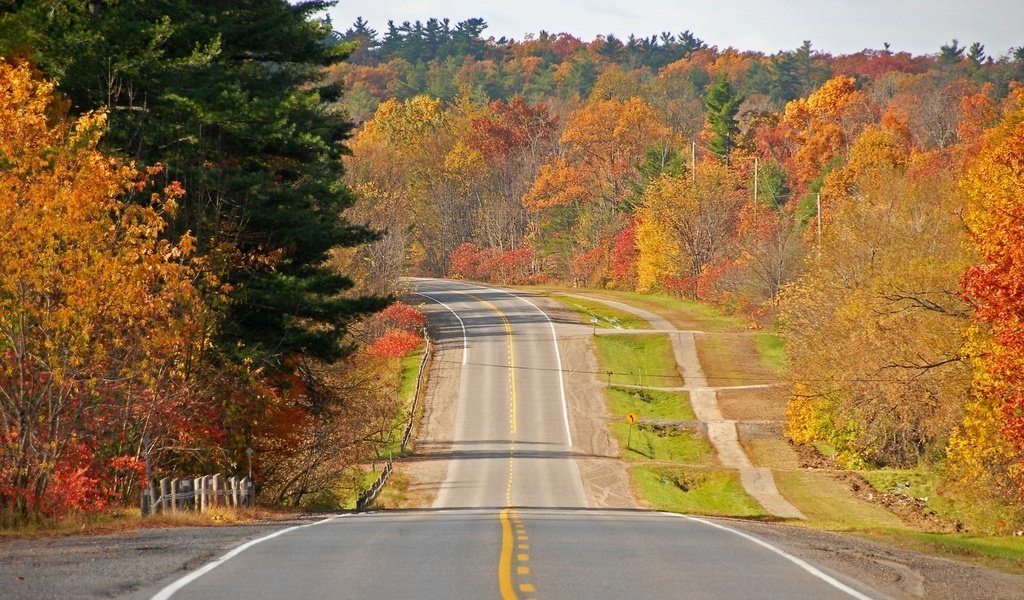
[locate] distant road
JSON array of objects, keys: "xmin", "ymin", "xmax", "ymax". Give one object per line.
[{"xmin": 143, "ymin": 279, "xmax": 881, "ymax": 600}]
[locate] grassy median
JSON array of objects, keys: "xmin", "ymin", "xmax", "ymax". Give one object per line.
[
  {"xmin": 606, "ymin": 386, "xmax": 694, "ymax": 420},
  {"xmin": 632, "ymin": 465, "xmax": 765, "ymax": 517},
  {"xmin": 593, "ymin": 333, "xmax": 682, "ymax": 387}
]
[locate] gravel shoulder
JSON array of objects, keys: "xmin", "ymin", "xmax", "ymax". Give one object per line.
[
  {"xmin": 722, "ymin": 518, "xmax": 1024, "ymax": 600},
  {"xmin": 0, "ymin": 517, "xmax": 323, "ymax": 600}
]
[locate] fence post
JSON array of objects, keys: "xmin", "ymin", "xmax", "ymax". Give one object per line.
[
  {"xmin": 200, "ymin": 476, "xmax": 209, "ymax": 512},
  {"xmin": 170, "ymin": 478, "xmax": 179, "ymax": 512},
  {"xmin": 241, "ymin": 477, "xmax": 252, "ymax": 507},
  {"xmin": 180, "ymin": 478, "xmax": 193, "ymax": 510},
  {"xmin": 158, "ymin": 477, "xmax": 170, "ymax": 513}
]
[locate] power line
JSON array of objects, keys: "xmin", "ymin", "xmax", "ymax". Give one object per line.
[{"xmin": 425, "ymin": 357, "xmax": 970, "ymax": 386}]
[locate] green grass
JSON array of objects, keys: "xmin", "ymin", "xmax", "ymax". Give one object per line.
[
  {"xmin": 753, "ymin": 332, "xmax": 787, "ymax": 374},
  {"xmin": 550, "ymin": 294, "xmax": 647, "ymax": 329},
  {"xmin": 398, "ymin": 348, "xmax": 425, "ymax": 404},
  {"xmin": 593, "ymin": 289, "xmax": 744, "ymax": 332},
  {"xmin": 860, "ymin": 469, "xmax": 938, "ymax": 500},
  {"xmin": 605, "ymin": 386, "xmax": 694, "ymax": 420},
  {"xmin": 593, "ymin": 333, "xmax": 682, "ymax": 387},
  {"xmin": 611, "ymin": 421, "xmax": 710, "ymax": 462},
  {"xmin": 773, "ymin": 470, "xmax": 906, "ymax": 531},
  {"xmin": 899, "ymin": 531, "xmax": 1024, "ymax": 563},
  {"xmin": 860, "ymin": 469, "xmax": 1024, "ymax": 536},
  {"xmin": 304, "ymin": 468, "xmax": 382, "ymax": 511},
  {"xmin": 632, "ymin": 465, "xmax": 765, "ymax": 517},
  {"xmin": 382, "ymin": 345, "xmax": 427, "ymax": 458}
]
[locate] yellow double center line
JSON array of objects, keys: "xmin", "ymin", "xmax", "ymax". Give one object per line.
[{"xmin": 470, "ymin": 294, "xmax": 537, "ymax": 600}]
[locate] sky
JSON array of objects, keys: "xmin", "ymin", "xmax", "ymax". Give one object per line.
[{"xmin": 318, "ymin": 0, "xmax": 1023, "ymax": 57}]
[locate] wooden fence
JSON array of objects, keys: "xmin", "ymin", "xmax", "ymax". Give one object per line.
[
  {"xmin": 141, "ymin": 474, "xmax": 254, "ymax": 516},
  {"xmin": 140, "ymin": 331, "xmax": 431, "ymax": 515}
]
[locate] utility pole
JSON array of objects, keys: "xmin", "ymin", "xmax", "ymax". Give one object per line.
[
  {"xmin": 753, "ymin": 156, "xmax": 759, "ymax": 205},
  {"xmin": 691, "ymin": 141, "xmax": 696, "ymax": 183},
  {"xmin": 816, "ymin": 192, "xmax": 822, "ymax": 249}
]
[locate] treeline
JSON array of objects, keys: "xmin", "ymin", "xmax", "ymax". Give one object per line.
[
  {"xmin": 342, "ymin": 18, "xmax": 1024, "ymax": 529},
  {"xmin": 329, "ymin": 16, "xmax": 1024, "ymax": 123},
  {"xmin": 0, "ymin": 1, "xmax": 410, "ymax": 522}
]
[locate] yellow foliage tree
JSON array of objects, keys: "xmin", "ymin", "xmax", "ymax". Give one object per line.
[
  {"xmin": 819, "ymin": 125, "xmax": 910, "ymax": 207},
  {"xmin": 635, "ymin": 161, "xmax": 744, "ymax": 294},
  {"xmin": 525, "ymin": 97, "xmax": 669, "ymax": 212},
  {"xmin": 780, "ymin": 151, "xmax": 972, "ymax": 467},
  {"xmin": 947, "ymin": 91, "xmax": 1024, "ymax": 511},
  {"xmin": 0, "ymin": 62, "xmax": 202, "ymax": 517},
  {"xmin": 635, "ymin": 215, "xmax": 681, "ymax": 292}
]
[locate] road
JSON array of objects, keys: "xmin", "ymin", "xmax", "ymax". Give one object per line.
[{"xmin": 143, "ymin": 279, "xmax": 883, "ymax": 600}]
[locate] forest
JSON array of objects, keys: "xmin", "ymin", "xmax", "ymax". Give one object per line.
[
  {"xmin": 333, "ymin": 18, "xmax": 1024, "ymax": 526},
  {"xmin": 0, "ymin": 1, "xmax": 423, "ymax": 522},
  {"xmin": 0, "ymin": 1, "xmax": 1022, "ymax": 531}
]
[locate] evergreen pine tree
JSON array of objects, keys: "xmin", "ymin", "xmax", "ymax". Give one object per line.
[
  {"xmin": 0, "ymin": 0, "xmax": 389, "ymax": 367},
  {"xmin": 704, "ymin": 76, "xmax": 742, "ymax": 161}
]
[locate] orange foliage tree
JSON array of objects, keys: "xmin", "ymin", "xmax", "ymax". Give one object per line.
[
  {"xmin": 781, "ymin": 76, "xmax": 872, "ymax": 188},
  {"xmin": 0, "ymin": 62, "xmax": 206, "ymax": 518},
  {"xmin": 525, "ymin": 97, "xmax": 670, "ymax": 283}
]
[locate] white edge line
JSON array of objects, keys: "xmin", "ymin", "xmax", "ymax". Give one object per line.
[
  {"xmin": 663, "ymin": 513, "xmax": 876, "ymax": 600},
  {"xmin": 412, "ymin": 291, "xmax": 468, "ymax": 365},
  {"xmin": 150, "ymin": 515, "xmax": 344, "ymax": 600},
  {"xmin": 472, "ymin": 284, "xmax": 573, "ymax": 449}
]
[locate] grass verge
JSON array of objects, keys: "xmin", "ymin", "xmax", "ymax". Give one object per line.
[
  {"xmin": 611, "ymin": 422, "xmax": 710, "ymax": 462},
  {"xmin": 398, "ymin": 347, "xmax": 425, "ymax": 404},
  {"xmin": 0, "ymin": 505, "xmax": 296, "ymax": 539},
  {"xmin": 593, "ymin": 333, "xmax": 682, "ymax": 387},
  {"xmin": 606, "ymin": 386, "xmax": 694, "ymax": 420},
  {"xmin": 773, "ymin": 470, "xmax": 905, "ymax": 531},
  {"xmin": 901, "ymin": 531, "xmax": 1024, "ymax": 562},
  {"xmin": 753, "ymin": 332, "xmax": 787, "ymax": 374},
  {"xmin": 381, "ymin": 345, "xmax": 427, "ymax": 458},
  {"xmin": 587, "ymin": 289, "xmax": 744, "ymax": 332},
  {"xmin": 549, "ymin": 294, "xmax": 647, "ymax": 329},
  {"xmin": 632, "ymin": 465, "xmax": 765, "ymax": 517}
]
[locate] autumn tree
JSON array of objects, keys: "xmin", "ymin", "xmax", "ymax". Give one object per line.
[
  {"xmin": 0, "ymin": 62, "xmax": 205, "ymax": 518},
  {"xmin": 349, "ymin": 95, "xmax": 481, "ymax": 276},
  {"xmin": 525, "ymin": 97, "xmax": 670, "ymax": 282},
  {"xmin": 730, "ymin": 203, "xmax": 806, "ymax": 306},
  {"xmin": 635, "ymin": 161, "xmax": 745, "ymax": 295},
  {"xmin": 947, "ymin": 92, "xmax": 1024, "ymax": 507},
  {"xmin": 0, "ymin": 0, "xmax": 387, "ymax": 368},
  {"xmin": 467, "ymin": 97, "xmax": 558, "ymax": 252},
  {"xmin": 0, "ymin": 3, "xmax": 400, "ymax": 507},
  {"xmin": 781, "ymin": 75, "xmax": 872, "ymax": 188},
  {"xmin": 781, "ymin": 145, "xmax": 972, "ymax": 467}
]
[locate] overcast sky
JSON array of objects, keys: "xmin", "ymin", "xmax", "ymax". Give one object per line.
[{"xmin": 319, "ymin": 0, "xmax": 1022, "ymax": 57}]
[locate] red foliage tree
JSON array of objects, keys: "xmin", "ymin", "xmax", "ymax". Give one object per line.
[
  {"xmin": 608, "ymin": 220, "xmax": 639, "ymax": 287},
  {"xmin": 367, "ymin": 329, "xmax": 422, "ymax": 358}
]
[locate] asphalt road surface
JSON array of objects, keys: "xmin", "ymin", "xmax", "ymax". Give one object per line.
[{"xmin": 139, "ymin": 279, "xmax": 884, "ymax": 600}]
